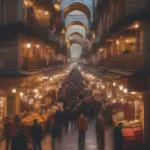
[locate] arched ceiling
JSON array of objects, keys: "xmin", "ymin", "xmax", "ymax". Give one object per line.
[
  {"xmin": 66, "ymin": 25, "xmax": 86, "ymax": 38},
  {"xmin": 69, "ymin": 35, "xmax": 82, "ymax": 40},
  {"xmin": 61, "ymin": 0, "xmax": 93, "ymax": 60},
  {"xmin": 64, "ymin": 2, "xmax": 91, "ymax": 20},
  {"xmin": 66, "ymin": 21, "xmax": 87, "ymax": 32},
  {"xmin": 66, "ymin": 32, "xmax": 84, "ymax": 41},
  {"xmin": 70, "ymin": 39, "xmax": 83, "ymax": 46}
]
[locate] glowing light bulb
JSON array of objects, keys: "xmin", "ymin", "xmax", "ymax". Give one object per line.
[
  {"xmin": 124, "ymin": 88, "xmax": 128, "ymax": 93},
  {"xmin": 34, "ymin": 89, "xmax": 38, "ymax": 93},
  {"xmin": 20, "ymin": 92, "xmax": 24, "ymax": 97},
  {"xmin": 113, "ymin": 82, "xmax": 116, "ymax": 86},
  {"xmin": 12, "ymin": 88, "xmax": 16, "ymax": 93},
  {"xmin": 131, "ymin": 92, "xmax": 136, "ymax": 95},
  {"xmin": 44, "ymin": 11, "xmax": 49, "ymax": 15},
  {"xmin": 119, "ymin": 85, "xmax": 123, "ymax": 90},
  {"xmin": 26, "ymin": 43, "xmax": 31, "ymax": 48},
  {"xmin": 36, "ymin": 45, "xmax": 40, "ymax": 48}
]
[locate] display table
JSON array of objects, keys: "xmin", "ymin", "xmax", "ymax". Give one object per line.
[{"xmin": 122, "ymin": 126, "xmax": 143, "ymax": 149}]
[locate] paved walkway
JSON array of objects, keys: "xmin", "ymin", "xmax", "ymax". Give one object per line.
[{"xmin": 0, "ymin": 121, "xmax": 100, "ymax": 150}]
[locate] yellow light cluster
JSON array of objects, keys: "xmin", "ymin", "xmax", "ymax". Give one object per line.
[
  {"xmin": 25, "ymin": 43, "xmax": 40, "ymax": 49},
  {"xmin": 19, "ymin": 70, "xmax": 70, "ymax": 105},
  {"xmin": 80, "ymin": 70, "xmax": 142, "ymax": 104}
]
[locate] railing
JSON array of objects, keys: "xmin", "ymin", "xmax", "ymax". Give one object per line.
[
  {"xmin": 98, "ymin": 0, "xmax": 147, "ymax": 39},
  {"xmin": 21, "ymin": 57, "xmax": 47, "ymax": 71}
]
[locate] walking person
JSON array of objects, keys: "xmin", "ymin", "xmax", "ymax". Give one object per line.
[
  {"xmin": 3, "ymin": 117, "xmax": 11, "ymax": 150},
  {"xmin": 71, "ymin": 107, "xmax": 77, "ymax": 129},
  {"xmin": 76, "ymin": 114, "xmax": 88, "ymax": 145},
  {"xmin": 51, "ymin": 110, "xmax": 63, "ymax": 150},
  {"xmin": 11, "ymin": 129, "xmax": 28, "ymax": 150},
  {"xmin": 31, "ymin": 119, "xmax": 43, "ymax": 150},
  {"xmin": 63, "ymin": 107, "xmax": 70, "ymax": 133},
  {"xmin": 98, "ymin": 112, "xmax": 105, "ymax": 148},
  {"xmin": 104, "ymin": 120, "xmax": 115, "ymax": 150},
  {"xmin": 114, "ymin": 123, "xmax": 124, "ymax": 150}
]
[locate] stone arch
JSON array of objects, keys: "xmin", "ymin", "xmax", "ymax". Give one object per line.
[
  {"xmin": 70, "ymin": 39, "xmax": 83, "ymax": 47},
  {"xmin": 66, "ymin": 32, "xmax": 84, "ymax": 41},
  {"xmin": 63, "ymin": 2, "xmax": 92, "ymax": 21},
  {"xmin": 66, "ymin": 21, "xmax": 87, "ymax": 32}
]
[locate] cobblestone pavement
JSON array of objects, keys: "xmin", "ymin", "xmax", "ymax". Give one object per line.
[{"xmin": 0, "ymin": 121, "xmax": 100, "ymax": 150}]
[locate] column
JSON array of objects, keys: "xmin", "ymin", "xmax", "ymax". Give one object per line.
[
  {"xmin": 17, "ymin": 0, "xmax": 24, "ymax": 21},
  {"xmin": 142, "ymin": 21, "xmax": 150, "ymax": 68},
  {"xmin": 143, "ymin": 92, "xmax": 150, "ymax": 149},
  {"xmin": 7, "ymin": 92, "xmax": 20, "ymax": 116},
  {"xmin": 141, "ymin": 21, "xmax": 150, "ymax": 148}
]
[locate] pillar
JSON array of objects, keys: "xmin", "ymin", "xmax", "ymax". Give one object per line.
[
  {"xmin": 141, "ymin": 21, "xmax": 150, "ymax": 148},
  {"xmin": 7, "ymin": 92, "xmax": 21, "ymax": 116},
  {"xmin": 142, "ymin": 21, "xmax": 150, "ymax": 68},
  {"xmin": 143, "ymin": 91, "xmax": 150, "ymax": 149}
]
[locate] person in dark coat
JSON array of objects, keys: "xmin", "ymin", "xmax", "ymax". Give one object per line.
[
  {"xmin": 3, "ymin": 117, "xmax": 11, "ymax": 150},
  {"xmin": 63, "ymin": 107, "xmax": 70, "ymax": 132},
  {"xmin": 31, "ymin": 119, "xmax": 43, "ymax": 150},
  {"xmin": 11, "ymin": 129, "xmax": 28, "ymax": 150},
  {"xmin": 114, "ymin": 122, "xmax": 124, "ymax": 150},
  {"xmin": 51, "ymin": 110, "xmax": 63, "ymax": 150},
  {"xmin": 70, "ymin": 107, "xmax": 77, "ymax": 129}
]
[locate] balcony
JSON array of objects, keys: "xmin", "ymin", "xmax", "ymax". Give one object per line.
[
  {"xmin": 99, "ymin": 52, "xmax": 143, "ymax": 70},
  {"xmin": 98, "ymin": 0, "xmax": 148, "ymax": 40}
]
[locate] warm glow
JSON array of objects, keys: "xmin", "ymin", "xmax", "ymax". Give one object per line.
[
  {"xmin": 24, "ymin": 0, "xmax": 33, "ymax": 6},
  {"xmin": 44, "ymin": 11, "xmax": 49, "ymax": 16},
  {"xmin": 34, "ymin": 89, "xmax": 38, "ymax": 93},
  {"xmin": 135, "ymin": 24, "xmax": 139, "ymax": 28},
  {"xmin": 125, "ymin": 40, "xmax": 129, "ymax": 43},
  {"xmin": 26, "ymin": 43, "xmax": 31, "ymax": 48},
  {"xmin": 36, "ymin": 45, "xmax": 40, "ymax": 48},
  {"xmin": 100, "ymin": 49, "xmax": 103, "ymax": 52},
  {"xmin": 12, "ymin": 88, "xmax": 17, "ymax": 93},
  {"xmin": 61, "ymin": 29, "xmax": 66, "ymax": 35},
  {"xmin": 123, "ymin": 88, "xmax": 128, "ymax": 93},
  {"xmin": 116, "ymin": 40, "xmax": 120, "ymax": 45},
  {"xmin": 119, "ymin": 85, "xmax": 123, "ymax": 90},
  {"xmin": 54, "ymin": 3, "xmax": 61, "ymax": 12},
  {"xmin": 121, "ymin": 98, "xmax": 124, "ymax": 102},
  {"xmin": 102, "ymin": 85, "xmax": 105, "ymax": 89},
  {"xmin": 39, "ymin": 95, "xmax": 42, "ymax": 99},
  {"xmin": 113, "ymin": 82, "xmax": 116, "ymax": 86},
  {"xmin": 131, "ymin": 92, "xmax": 136, "ymax": 95},
  {"xmin": 20, "ymin": 92, "xmax": 24, "ymax": 97}
]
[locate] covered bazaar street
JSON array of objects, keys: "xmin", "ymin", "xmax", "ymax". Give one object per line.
[
  {"xmin": 0, "ymin": 68, "xmax": 144, "ymax": 150},
  {"xmin": 1, "ymin": 0, "xmax": 150, "ymax": 149}
]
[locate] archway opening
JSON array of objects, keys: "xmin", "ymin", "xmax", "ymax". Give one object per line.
[
  {"xmin": 66, "ymin": 21, "xmax": 87, "ymax": 32},
  {"xmin": 64, "ymin": 2, "xmax": 91, "ymax": 20}
]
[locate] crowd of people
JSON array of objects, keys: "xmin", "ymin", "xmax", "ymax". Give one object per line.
[{"xmin": 1, "ymin": 96, "xmax": 124, "ymax": 150}]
